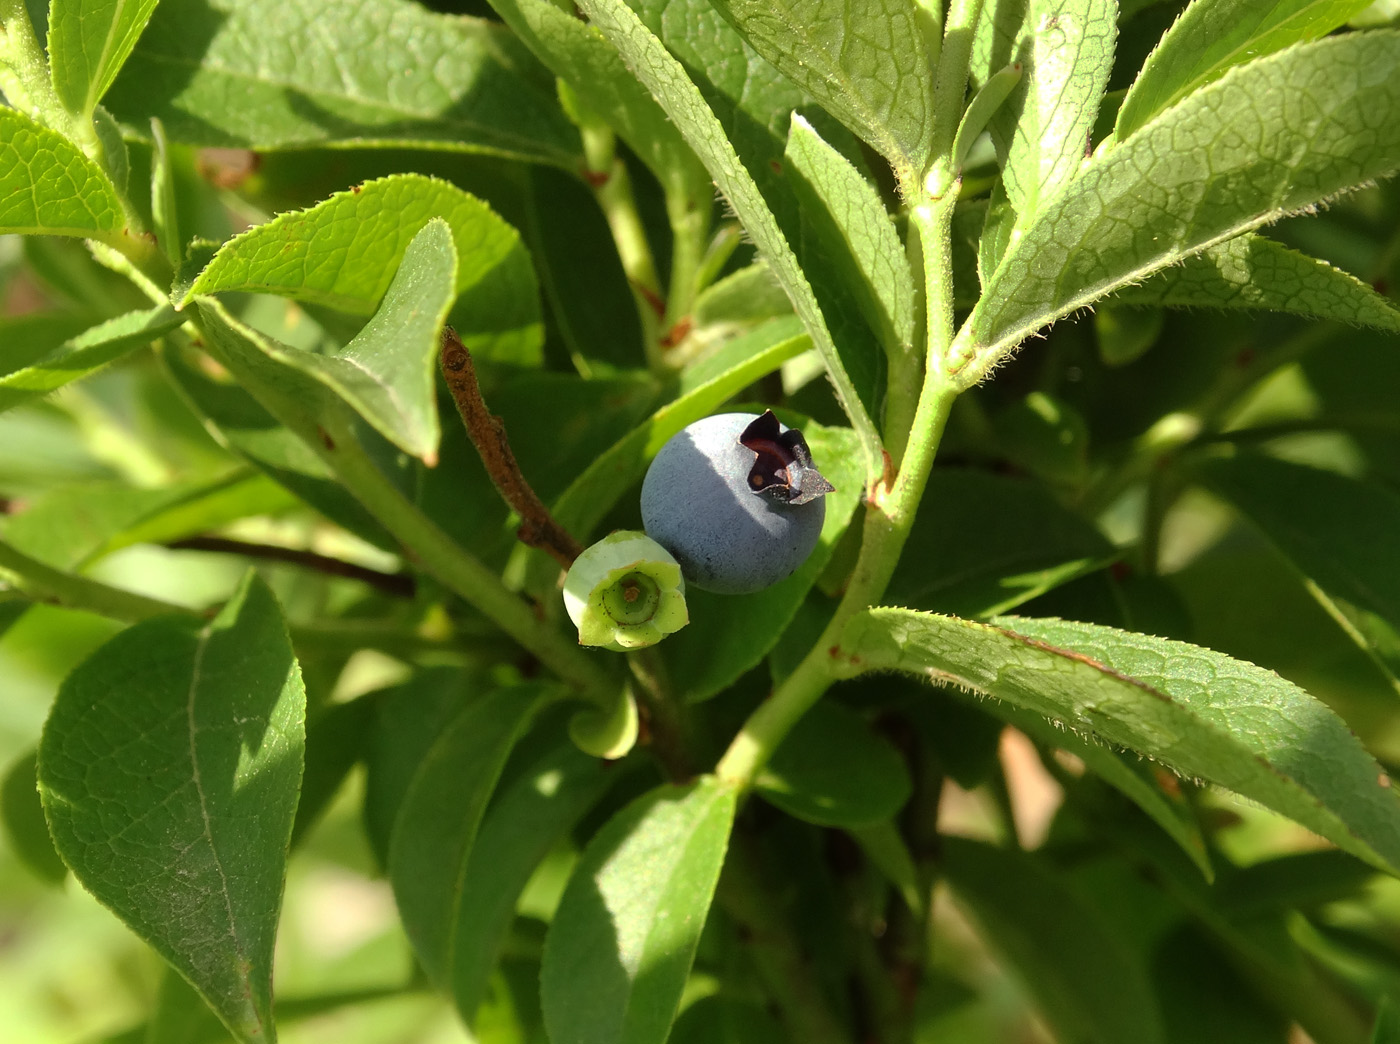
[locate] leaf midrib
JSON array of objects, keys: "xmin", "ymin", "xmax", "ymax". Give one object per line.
[{"xmin": 185, "ymin": 620, "xmax": 252, "ymax": 968}]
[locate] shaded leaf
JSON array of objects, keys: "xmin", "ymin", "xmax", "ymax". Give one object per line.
[
  {"xmin": 661, "ymin": 423, "xmax": 863, "ymax": 703},
  {"xmin": 183, "ymin": 174, "xmax": 541, "ymax": 364},
  {"xmin": 48, "ymin": 0, "xmax": 162, "ymax": 116},
  {"xmin": 1112, "ymin": 234, "xmax": 1400, "ymax": 330},
  {"xmin": 955, "ymin": 30, "xmax": 1400, "ymax": 377},
  {"xmin": 452, "ymin": 742, "xmax": 613, "ymax": 1022},
  {"xmin": 885, "ymin": 469, "xmax": 1114, "ymax": 617},
  {"xmin": 1115, "ymin": 0, "xmax": 1377, "ymax": 140},
  {"xmin": 706, "ymin": 0, "xmax": 935, "ymax": 178},
  {"xmin": 1, "ymin": 750, "xmax": 67, "ymax": 885},
  {"xmin": 104, "ymin": 0, "xmax": 580, "ymax": 164},
  {"xmin": 1216, "ymin": 849, "xmax": 1376, "ymax": 917},
  {"xmin": 942, "ymin": 837, "xmax": 1165, "ymax": 1044},
  {"xmin": 1193, "ymin": 453, "xmax": 1400, "ymax": 690},
  {"xmin": 540, "ymin": 777, "xmax": 736, "ymax": 1044},
  {"xmin": 785, "ymin": 113, "xmax": 915, "ymax": 353},
  {"xmin": 993, "ymin": 700, "xmax": 1213, "ymax": 879},
  {"xmin": 1375, "ymin": 997, "xmax": 1400, "ymax": 1044},
  {"xmin": 38, "ymin": 573, "xmax": 305, "ymax": 1044},
  {"xmin": 0, "ymin": 305, "xmax": 184, "ymax": 413},
  {"xmin": 388, "ymin": 683, "xmax": 551, "ymax": 990},
  {"xmin": 840, "ymin": 608, "xmax": 1400, "ymax": 873},
  {"xmin": 756, "ymin": 700, "xmax": 911, "ymax": 826},
  {"xmin": 0, "ymin": 105, "xmax": 125, "ymax": 240},
  {"xmin": 291, "ymin": 696, "xmax": 377, "ymax": 847},
  {"xmin": 574, "ymin": 0, "xmax": 882, "ymax": 480},
  {"xmin": 362, "ymin": 667, "xmax": 475, "ymax": 867}
]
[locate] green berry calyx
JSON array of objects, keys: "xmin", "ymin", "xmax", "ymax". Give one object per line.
[{"xmin": 563, "ymin": 531, "xmax": 689, "ymax": 651}]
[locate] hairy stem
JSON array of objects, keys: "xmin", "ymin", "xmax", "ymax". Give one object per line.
[
  {"xmin": 581, "ymin": 121, "xmax": 665, "ymax": 369},
  {"xmin": 440, "ymin": 327, "xmax": 584, "ymax": 568},
  {"xmin": 717, "ymin": 197, "xmax": 960, "ymax": 788},
  {"xmin": 661, "ymin": 187, "xmax": 711, "ymax": 345}
]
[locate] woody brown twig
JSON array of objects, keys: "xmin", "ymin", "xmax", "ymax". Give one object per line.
[{"xmin": 439, "ymin": 327, "xmax": 584, "ymax": 569}]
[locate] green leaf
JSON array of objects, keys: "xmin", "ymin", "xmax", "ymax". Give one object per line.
[
  {"xmin": 47, "ymin": 0, "xmax": 162, "ymax": 116},
  {"xmin": 955, "ymin": 30, "xmax": 1400, "ymax": 379},
  {"xmin": 990, "ymin": 699, "xmax": 1213, "ymax": 879},
  {"xmin": 291, "ymin": 696, "xmax": 376, "ymax": 847},
  {"xmin": 38, "ymin": 572, "xmax": 305, "ymax": 1044},
  {"xmin": 1193, "ymin": 454, "xmax": 1400, "ymax": 690},
  {"xmin": 1216, "ymin": 850, "xmax": 1376, "ymax": 916},
  {"xmin": 785, "ymin": 113, "xmax": 916, "ymax": 353},
  {"xmin": 1, "ymin": 749, "xmax": 67, "ymax": 885},
  {"xmin": 755, "ymin": 700, "xmax": 911, "ymax": 826},
  {"xmin": 704, "ymin": 0, "xmax": 935, "ymax": 178},
  {"xmin": 0, "ymin": 105, "xmax": 125, "ymax": 240},
  {"xmin": 573, "ymin": 0, "xmax": 883, "ymax": 482},
  {"xmin": 942, "ymin": 838, "xmax": 1165, "ymax": 1044},
  {"xmin": 1, "ymin": 471, "xmax": 296, "ymax": 571},
  {"xmin": 692, "ymin": 262, "xmax": 793, "ymax": 329},
  {"xmin": 146, "ymin": 968, "xmax": 228, "ymax": 1044},
  {"xmin": 484, "ymin": 0, "xmax": 708, "ymax": 200},
  {"xmin": 451, "ymin": 742, "xmax": 613, "ymax": 1022},
  {"xmin": 1375, "ymin": 997, "xmax": 1400, "ymax": 1044},
  {"xmin": 183, "ymin": 174, "xmax": 542, "ymax": 363},
  {"xmin": 0, "ymin": 306, "xmax": 183, "ymax": 413},
  {"xmin": 1115, "ymin": 0, "xmax": 1377, "ymax": 141},
  {"xmin": 1111, "ymin": 234, "xmax": 1400, "ymax": 331},
  {"xmin": 839, "ymin": 608, "xmax": 1400, "ymax": 874},
  {"xmin": 161, "ymin": 343, "xmax": 397, "ymax": 552},
  {"xmin": 522, "ymin": 166, "xmax": 646, "ymax": 373},
  {"xmin": 970, "ymin": 0, "xmax": 1029, "ymax": 85},
  {"xmin": 362, "ymin": 667, "xmax": 474, "ymax": 867},
  {"xmin": 233, "ymin": 219, "xmax": 455, "ymax": 460},
  {"xmin": 540, "ymin": 777, "xmax": 737, "ymax": 1044},
  {"xmin": 661, "ymin": 422, "xmax": 864, "ymax": 703},
  {"xmin": 150, "ymin": 116, "xmax": 181, "ymax": 266},
  {"xmin": 103, "ymin": 0, "xmax": 581, "ymax": 165},
  {"xmin": 388, "ymin": 683, "xmax": 551, "ymax": 991},
  {"xmin": 551, "ymin": 318, "xmax": 810, "ymax": 540},
  {"xmin": 884, "ymin": 469, "xmax": 1114, "ymax": 617},
  {"xmin": 986, "ymin": 0, "xmax": 1116, "ymax": 225}
]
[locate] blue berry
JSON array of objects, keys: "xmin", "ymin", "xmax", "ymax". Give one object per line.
[{"xmin": 640, "ymin": 412, "xmax": 834, "ymax": 595}]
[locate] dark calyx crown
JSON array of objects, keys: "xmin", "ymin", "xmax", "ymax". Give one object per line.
[{"xmin": 738, "ymin": 410, "xmax": 836, "ymax": 507}]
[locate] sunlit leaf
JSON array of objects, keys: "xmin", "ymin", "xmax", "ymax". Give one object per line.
[{"xmin": 38, "ymin": 573, "xmax": 304, "ymax": 1044}]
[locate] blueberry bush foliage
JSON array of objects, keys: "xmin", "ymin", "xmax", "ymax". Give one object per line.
[{"xmin": 4, "ymin": 0, "xmax": 1400, "ymax": 1041}]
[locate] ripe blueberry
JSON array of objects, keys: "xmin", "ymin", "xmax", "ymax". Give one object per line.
[{"xmin": 640, "ymin": 411, "xmax": 834, "ymax": 595}]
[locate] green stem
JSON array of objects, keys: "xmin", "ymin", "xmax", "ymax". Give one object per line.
[
  {"xmin": 311, "ymin": 409, "xmax": 617, "ymax": 703},
  {"xmin": 716, "ymin": 198, "xmax": 960, "ymax": 789},
  {"xmin": 183, "ymin": 312, "xmax": 617, "ymax": 705},
  {"xmin": 0, "ymin": 537, "xmax": 191, "ymax": 622},
  {"xmin": 661, "ymin": 186, "xmax": 711, "ymax": 338},
  {"xmin": 924, "ymin": 0, "xmax": 988, "ymax": 197},
  {"xmin": 585, "ymin": 137, "xmax": 665, "ymax": 370}
]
